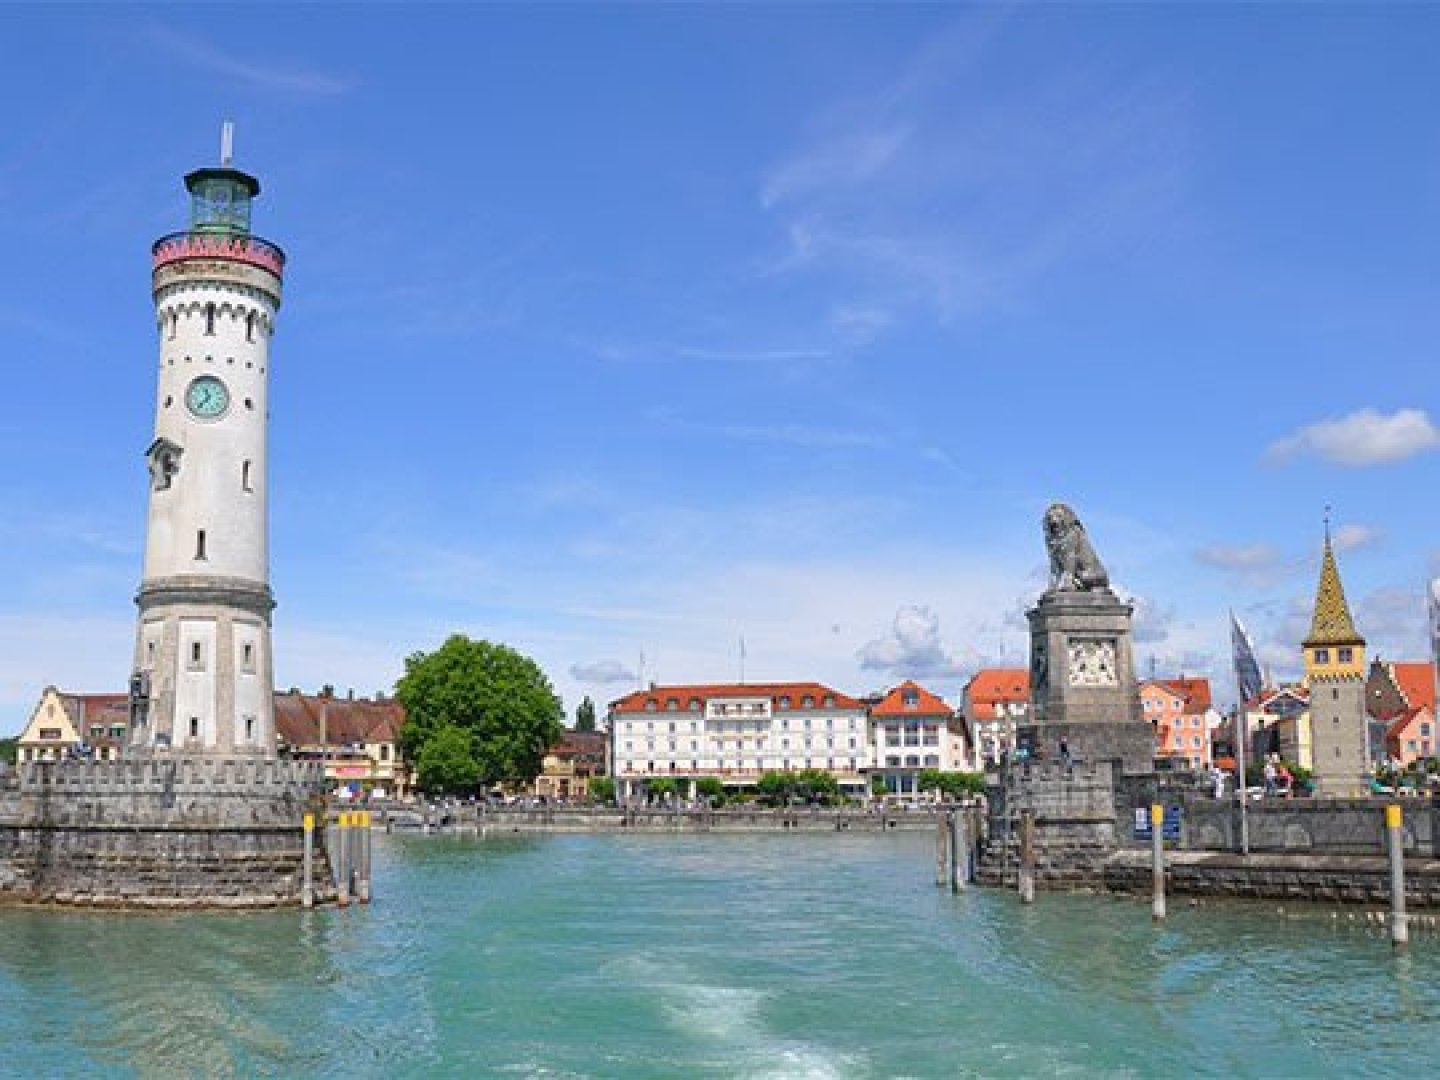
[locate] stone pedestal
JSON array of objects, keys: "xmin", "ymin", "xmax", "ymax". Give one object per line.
[{"xmin": 1020, "ymin": 589, "xmax": 1153, "ymax": 775}]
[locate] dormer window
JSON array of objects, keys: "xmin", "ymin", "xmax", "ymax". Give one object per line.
[
  {"xmin": 801, "ymin": 695, "xmax": 815, "ymax": 708},
  {"xmin": 688, "ymin": 698, "xmax": 702, "ymax": 711},
  {"xmin": 778, "ymin": 696, "xmax": 791, "ymax": 710},
  {"xmin": 665, "ymin": 698, "xmax": 678, "ymax": 711},
  {"xmin": 644, "ymin": 699, "xmax": 658, "ymax": 712},
  {"xmin": 822, "ymin": 695, "xmax": 835, "ymax": 708}
]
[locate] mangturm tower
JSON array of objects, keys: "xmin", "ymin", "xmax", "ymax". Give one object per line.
[
  {"xmin": 1302, "ymin": 521, "xmax": 1370, "ymax": 797},
  {"xmin": 130, "ymin": 126, "xmax": 285, "ymax": 757}
]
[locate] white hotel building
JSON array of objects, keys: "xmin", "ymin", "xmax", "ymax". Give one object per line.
[{"xmin": 607, "ymin": 682, "xmax": 871, "ymax": 801}]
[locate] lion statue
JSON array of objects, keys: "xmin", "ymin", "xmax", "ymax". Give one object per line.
[{"xmin": 1043, "ymin": 502, "xmax": 1110, "ymax": 593}]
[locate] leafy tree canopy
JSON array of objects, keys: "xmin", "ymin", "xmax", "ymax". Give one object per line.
[
  {"xmin": 694, "ymin": 777, "xmax": 726, "ymax": 805},
  {"xmin": 575, "ymin": 696, "xmax": 597, "ymax": 733},
  {"xmin": 756, "ymin": 769, "xmax": 840, "ymax": 806},
  {"xmin": 917, "ymin": 770, "xmax": 986, "ymax": 800},
  {"xmin": 397, "ymin": 634, "xmax": 564, "ymax": 789},
  {"xmin": 0, "ymin": 736, "xmax": 16, "ymax": 767},
  {"xmin": 416, "ymin": 724, "xmax": 483, "ymax": 795},
  {"xmin": 589, "ymin": 776, "xmax": 616, "ymax": 803}
]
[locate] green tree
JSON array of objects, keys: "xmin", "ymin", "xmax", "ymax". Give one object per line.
[
  {"xmin": 870, "ymin": 774, "xmax": 889, "ymax": 798},
  {"xmin": 588, "ymin": 776, "xmax": 616, "ymax": 804},
  {"xmin": 918, "ymin": 770, "xmax": 986, "ymax": 801},
  {"xmin": 575, "ymin": 696, "xmax": 598, "ymax": 733},
  {"xmin": 647, "ymin": 777, "xmax": 678, "ymax": 802},
  {"xmin": 756, "ymin": 769, "xmax": 840, "ymax": 806},
  {"xmin": 416, "ymin": 724, "xmax": 483, "ymax": 795},
  {"xmin": 0, "ymin": 736, "xmax": 16, "ymax": 767},
  {"xmin": 695, "ymin": 777, "xmax": 725, "ymax": 805},
  {"xmin": 397, "ymin": 634, "xmax": 564, "ymax": 788}
]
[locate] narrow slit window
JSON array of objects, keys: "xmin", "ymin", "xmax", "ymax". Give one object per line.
[
  {"xmin": 168, "ymin": 312, "xmax": 177, "ymax": 340},
  {"xmin": 242, "ymin": 460, "xmax": 252, "ymax": 492},
  {"xmin": 189, "ymin": 717, "xmax": 200, "ymax": 738},
  {"xmin": 246, "ymin": 311, "xmax": 256, "ymax": 342},
  {"xmin": 195, "ymin": 529, "xmax": 207, "ymax": 560},
  {"xmin": 146, "ymin": 641, "xmax": 156, "ymax": 662},
  {"xmin": 204, "ymin": 304, "xmax": 216, "ymax": 335},
  {"xmin": 191, "ymin": 641, "xmax": 202, "ymax": 665},
  {"xmin": 242, "ymin": 642, "xmax": 255, "ymax": 672},
  {"xmin": 245, "ymin": 716, "xmax": 255, "ymax": 739}
]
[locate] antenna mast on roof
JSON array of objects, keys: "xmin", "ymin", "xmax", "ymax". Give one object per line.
[{"xmin": 220, "ymin": 121, "xmax": 235, "ymax": 167}]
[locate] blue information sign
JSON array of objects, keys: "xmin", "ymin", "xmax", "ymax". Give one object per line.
[{"xmin": 1133, "ymin": 806, "xmax": 1181, "ymax": 842}]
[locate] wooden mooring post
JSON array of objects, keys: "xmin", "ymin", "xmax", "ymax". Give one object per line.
[
  {"xmin": 301, "ymin": 812, "xmax": 315, "ymax": 909},
  {"xmin": 1018, "ymin": 810, "xmax": 1036, "ymax": 904},
  {"xmin": 1151, "ymin": 803, "xmax": 1166, "ymax": 922},
  {"xmin": 335, "ymin": 812, "xmax": 352, "ymax": 907},
  {"xmin": 356, "ymin": 810, "xmax": 372, "ymax": 904},
  {"xmin": 1386, "ymin": 805, "xmax": 1408, "ymax": 948},
  {"xmin": 936, "ymin": 816, "xmax": 948, "ymax": 887},
  {"xmin": 949, "ymin": 810, "xmax": 968, "ymax": 893}
]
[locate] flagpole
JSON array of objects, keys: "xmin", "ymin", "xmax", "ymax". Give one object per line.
[
  {"xmin": 1234, "ymin": 688, "xmax": 1250, "ymax": 856},
  {"xmin": 1230, "ymin": 611, "xmax": 1253, "ymax": 857}
]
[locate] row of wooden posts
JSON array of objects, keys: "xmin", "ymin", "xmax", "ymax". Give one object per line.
[
  {"xmin": 959, "ymin": 803, "xmax": 1417, "ymax": 950},
  {"xmin": 300, "ymin": 811, "xmax": 373, "ymax": 908}
]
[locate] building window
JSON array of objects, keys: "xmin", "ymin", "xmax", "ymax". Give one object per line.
[
  {"xmin": 1313, "ymin": 648, "xmax": 1330, "ymax": 664},
  {"xmin": 246, "ymin": 311, "xmax": 256, "ymax": 342},
  {"xmin": 189, "ymin": 717, "xmax": 200, "ymax": 738},
  {"xmin": 778, "ymin": 696, "xmax": 791, "ymax": 710},
  {"xmin": 189, "ymin": 641, "xmax": 204, "ymax": 669},
  {"xmin": 1338, "ymin": 647, "xmax": 1353, "ymax": 664},
  {"xmin": 195, "ymin": 529, "xmax": 207, "ymax": 560},
  {"xmin": 380, "ymin": 744, "xmax": 391, "ymax": 761},
  {"xmin": 242, "ymin": 460, "xmax": 253, "ymax": 492},
  {"xmin": 801, "ymin": 695, "xmax": 815, "ymax": 708},
  {"xmin": 204, "ymin": 304, "xmax": 216, "ymax": 335},
  {"xmin": 244, "ymin": 715, "xmax": 255, "ymax": 739}
]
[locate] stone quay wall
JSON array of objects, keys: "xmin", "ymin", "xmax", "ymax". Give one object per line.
[
  {"xmin": 979, "ymin": 761, "xmax": 1440, "ymax": 906},
  {"xmin": 387, "ymin": 803, "xmax": 946, "ymax": 834},
  {"xmin": 0, "ymin": 758, "xmax": 335, "ymax": 909}
]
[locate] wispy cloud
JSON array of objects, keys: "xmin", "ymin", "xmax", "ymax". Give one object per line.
[
  {"xmin": 1332, "ymin": 523, "xmax": 1382, "ymax": 553},
  {"xmin": 759, "ymin": 15, "xmax": 1187, "ymax": 325},
  {"xmin": 140, "ymin": 25, "xmax": 353, "ymax": 97},
  {"xmin": 1267, "ymin": 408, "xmax": 1439, "ymax": 467},
  {"xmin": 569, "ymin": 659, "xmax": 638, "ymax": 685}
]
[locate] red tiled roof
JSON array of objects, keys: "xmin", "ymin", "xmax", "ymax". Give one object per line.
[
  {"xmin": 871, "ymin": 680, "xmax": 952, "ymax": 718},
  {"xmin": 965, "ymin": 668, "xmax": 1029, "ymax": 703},
  {"xmin": 1386, "ymin": 705, "xmax": 1431, "ymax": 742},
  {"xmin": 608, "ymin": 682, "xmax": 863, "ymax": 714},
  {"xmin": 272, "ymin": 692, "xmax": 405, "ymax": 748},
  {"xmin": 551, "ymin": 731, "xmax": 609, "ymax": 757},
  {"xmin": 60, "ymin": 693, "xmax": 131, "ymax": 746},
  {"xmin": 1158, "ymin": 678, "xmax": 1213, "ymax": 715},
  {"xmin": 1391, "ymin": 662, "xmax": 1437, "ymax": 712}
]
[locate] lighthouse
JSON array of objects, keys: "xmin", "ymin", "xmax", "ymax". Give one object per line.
[{"xmin": 130, "ymin": 126, "xmax": 284, "ymax": 757}]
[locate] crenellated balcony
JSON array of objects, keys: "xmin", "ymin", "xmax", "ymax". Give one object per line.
[{"xmin": 152, "ymin": 230, "xmax": 286, "ymax": 277}]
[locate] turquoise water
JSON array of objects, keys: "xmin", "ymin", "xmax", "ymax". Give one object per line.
[{"xmin": 1, "ymin": 831, "xmax": 1437, "ymax": 1078}]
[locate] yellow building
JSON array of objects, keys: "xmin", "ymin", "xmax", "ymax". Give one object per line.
[{"xmin": 17, "ymin": 687, "xmax": 129, "ymax": 763}]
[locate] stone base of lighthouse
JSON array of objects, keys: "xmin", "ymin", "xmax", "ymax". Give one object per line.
[{"xmin": 0, "ymin": 758, "xmax": 336, "ymax": 909}]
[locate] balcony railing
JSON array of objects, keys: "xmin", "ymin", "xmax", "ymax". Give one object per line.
[{"xmin": 152, "ymin": 231, "xmax": 286, "ymax": 276}]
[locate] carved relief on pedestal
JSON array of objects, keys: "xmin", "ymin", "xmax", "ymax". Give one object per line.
[{"xmin": 1066, "ymin": 638, "xmax": 1118, "ymax": 687}]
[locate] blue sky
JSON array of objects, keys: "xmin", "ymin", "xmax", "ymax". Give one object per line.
[{"xmin": 2, "ymin": 5, "xmax": 1438, "ymax": 732}]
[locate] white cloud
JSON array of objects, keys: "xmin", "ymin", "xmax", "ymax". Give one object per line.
[
  {"xmin": 569, "ymin": 659, "xmax": 638, "ymax": 685},
  {"xmin": 1331, "ymin": 523, "xmax": 1382, "ymax": 553},
  {"xmin": 1267, "ymin": 408, "xmax": 1439, "ymax": 467},
  {"xmin": 856, "ymin": 605, "xmax": 968, "ymax": 680},
  {"xmin": 1194, "ymin": 544, "xmax": 1283, "ymax": 572}
]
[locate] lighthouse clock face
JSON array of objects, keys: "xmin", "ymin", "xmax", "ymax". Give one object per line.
[{"xmin": 185, "ymin": 375, "xmax": 230, "ymax": 419}]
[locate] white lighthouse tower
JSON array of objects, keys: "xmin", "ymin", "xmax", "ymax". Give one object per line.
[{"xmin": 130, "ymin": 127, "xmax": 285, "ymax": 757}]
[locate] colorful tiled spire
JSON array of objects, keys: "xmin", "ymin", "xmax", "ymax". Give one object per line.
[{"xmin": 1303, "ymin": 527, "xmax": 1365, "ymax": 648}]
